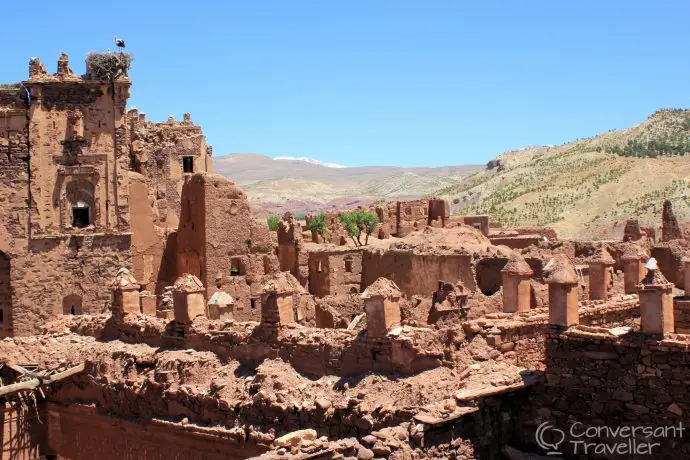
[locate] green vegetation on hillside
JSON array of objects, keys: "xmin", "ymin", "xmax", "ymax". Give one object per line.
[
  {"xmin": 606, "ymin": 109, "xmax": 690, "ymax": 158},
  {"xmin": 438, "ymin": 109, "xmax": 690, "ymax": 238}
]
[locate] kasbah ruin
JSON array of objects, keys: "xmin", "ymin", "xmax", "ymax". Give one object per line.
[{"xmin": 0, "ymin": 51, "xmax": 689, "ymax": 460}]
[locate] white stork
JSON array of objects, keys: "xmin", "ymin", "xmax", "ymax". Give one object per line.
[{"xmin": 114, "ymin": 37, "xmax": 126, "ymax": 48}]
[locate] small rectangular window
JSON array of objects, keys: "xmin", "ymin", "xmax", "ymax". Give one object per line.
[
  {"xmin": 230, "ymin": 257, "xmax": 245, "ymax": 276},
  {"xmin": 344, "ymin": 257, "xmax": 353, "ymax": 273},
  {"xmin": 72, "ymin": 207, "xmax": 90, "ymax": 228},
  {"xmin": 183, "ymin": 157, "xmax": 194, "ymax": 173},
  {"xmin": 0, "ymin": 309, "xmax": 3, "ymax": 323}
]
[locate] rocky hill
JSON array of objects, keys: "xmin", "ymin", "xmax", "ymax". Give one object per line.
[
  {"xmin": 213, "ymin": 154, "xmax": 479, "ymax": 215},
  {"xmin": 438, "ymin": 109, "xmax": 690, "ymax": 240}
]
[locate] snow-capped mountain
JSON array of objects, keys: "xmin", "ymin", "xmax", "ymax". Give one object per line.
[{"xmin": 273, "ymin": 156, "xmax": 347, "ymax": 169}]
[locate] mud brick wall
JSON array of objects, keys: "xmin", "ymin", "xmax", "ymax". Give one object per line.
[
  {"xmin": 1, "ymin": 401, "xmax": 46, "ymax": 459},
  {"xmin": 396, "ymin": 199, "xmax": 430, "ymax": 236},
  {"xmin": 110, "ymin": 318, "xmax": 447, "ymax": 378},
  {"xmin": 652, "ymin": 243, "xmax": 688, "ymax": 288},
  {"xmin": 176, "ymin": 173, "xmax": 277, "ymax": 303},
  {"xmin": 0, "ymin": 88, "xmax": 29, "ymax": 247},
  {"xmin": 127, "ymin": 111, "xmax": 211, "ymax": 227},
  {"xmin": 516, "ymin": 328, "xmax": 690, "ymax": 459},
  {"xmin": 25, "ymin": 79, "xmax": 131, "ymax": 236},
  {"xmin": 308, "ymin": 250, "xmax": 363, "ymax": 297},
  {"xmin": 8, "ymin": 234, "xmax": 131, "ymax": 336},
  {"xmin": 674, "ymin": 298, "xmax": 690, "ymax": 333},
  {"xmin": 46, "ymin": 404, "xmax": 262, "ymax": 460},
  {"xmin": 362, "ymin": 250, "xmax": 477, "ymax": 298}
]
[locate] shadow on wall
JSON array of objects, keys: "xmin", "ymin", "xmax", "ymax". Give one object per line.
[
  {"xmin": 0, "ymin": 251, "xmax": 11, "ymax": 337},
  {"xmin": 512, "ymin": 330, "xmax": 690, "ymax": 458},
  {"xmin": 155, "ymin": 231, "xmax": 178, "ymax": 296},
  {"xmin": 475, "ymin": 258, "xmax": 508, "ymax": 296}
]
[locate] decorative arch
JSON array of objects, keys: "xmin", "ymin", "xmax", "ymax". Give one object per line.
[{"xmin": 61, "ymin": 177, "xmax": 98, "ymax": 230}]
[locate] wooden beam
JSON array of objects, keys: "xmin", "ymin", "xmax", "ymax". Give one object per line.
[
  {"xmin": 0, "ymin": 363, "xmax": 85, "ymax": 398},
  {"xmin": 8, "ymin": 363, "xmax": 43, "ymax": 379},
  {"xmin": 454, "ymin": 373, "xmax": 540, "ymax": 402},
  {"xmin": 0, "ymin": 378, "xmax": 41, "ymax": 397},
  {"xmin": 48, "ymin": 363, "xmax": 85, "ymax": 383},
  {"xmin": 413, "ymin": 406, "xmax": 479, "ymax": 426}
]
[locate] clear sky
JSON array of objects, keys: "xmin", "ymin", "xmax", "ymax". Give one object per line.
[{"xmin": 2, "ymin": 1, "xmax": 689, "ymax": 167}]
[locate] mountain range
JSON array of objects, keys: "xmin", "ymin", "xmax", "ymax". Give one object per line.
[
  {"xmin": 213, "ymin": 109, "xmax": 689, "ymax": 239},
  {"xmin": 213, "ymin": 154, "xmax": 480, "ymax": 215}
]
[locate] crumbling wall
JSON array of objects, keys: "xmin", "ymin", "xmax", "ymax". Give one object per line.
[
  {"xmin": 129, "ymin": 171, "xmax": 177, "ymax": 294},
  {"xmin": 462, "ymin": 299, "xmax": 641, "ymax": 370},
  {"xmin": 25, "ymin": 65, "xmax": 131, "ymax": 236},
  {"xmin": 0, "ymin": 87, "xmax": 29, "ymax": 249},
  {"xmin": 395, "ymin": 199, "xmax": 430, "ymax": 236},
  {"xmin": 307, "ymin": 249, "xmax": 363, "ymax": 297},
  {"xmin": 127, "ymin": 110, "xmax": 212, "ymax": 228},
  {"xmin": 176, "ymin": 173, "xmax": 278, "ymax": 309},
  {"xmin": 652, "ymin": 241, "xmax": 689, "ymax": 288},
  {"xmin": 362, "ymin": 250, "xmax": 477, "ymax": 298},
  {"xmin": 9, "ymin": 234, "xmax": 131, "ymax": 336},
  {"xmin": 662, "ymin": 199, "xmax": 685, "ymax": 242}
]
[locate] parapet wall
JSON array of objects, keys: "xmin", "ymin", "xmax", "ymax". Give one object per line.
[{"xmin": 463, "ymin": 298, "xmax": 641, "ymax": 369}]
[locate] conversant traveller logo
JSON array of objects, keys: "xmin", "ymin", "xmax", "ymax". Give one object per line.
[{"xmin": 535, "ymin": 421, "xmax": 685, "ymax": 456}]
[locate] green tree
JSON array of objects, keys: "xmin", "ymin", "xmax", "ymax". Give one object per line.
[
  {"xmin": 339, "ymin": 210, "xmax": 379, "ymax": 246},
  {"xmin": 306, "ymin": 212, "xmax": 328, "ymax": 239},
  {"xmin": 267, "ymin": 215, "xmax": 279, "ymax": 231}
]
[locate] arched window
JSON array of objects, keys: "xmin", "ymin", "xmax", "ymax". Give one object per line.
[
  {"xmin": 65, "ymin": 180, "xmax": 96, "ymax": 229},
  {"xmin": 62, "ymin": 294, "xmax": 82, "ymax": 315}
]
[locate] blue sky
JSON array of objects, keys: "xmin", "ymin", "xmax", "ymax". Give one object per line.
[{"xmin": 2, "ymin": 1, "xmax": 689, "ymax": 167}]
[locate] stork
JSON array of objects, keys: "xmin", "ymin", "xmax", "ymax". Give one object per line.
[{"xmin": 114, "ymin": 37, "xmax": 126, "ymax": 48}]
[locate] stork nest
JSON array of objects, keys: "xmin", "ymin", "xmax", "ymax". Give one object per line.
[{"xmin": 85, "ymin": 51, "xmax": 132, "ymax": 81}]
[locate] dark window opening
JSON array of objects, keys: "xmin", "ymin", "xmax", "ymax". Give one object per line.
[
  {"xmin": 230, "ymin": 258, "xmax": 245, "ymax": 276},
  {"xmin": 72, "ymin": 206, "xmax": 90, "ymax": 228},
  {"xmin": 344, "ymin": 257, "xmax": 353, "ymax": 273},
  {"xmin": 183, "ymin": 156, "xmax": 194, "ymax": 173},
  {"xmin": 250, "ymin": 299, "xmax": 257, "ymax": 309},
  {"xmin": 0, "ymin": 309, "xmax": 3, "ymax": 323},
  {"xmin": 62, "ymin": 294, "xmax": 82, "ymax": 316}
]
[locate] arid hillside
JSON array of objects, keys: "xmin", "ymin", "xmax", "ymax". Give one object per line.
[
  {"xmin": 438, "ymin": 109, "xmax": 690, "ymax": 240},
  {"xmin": 213, "ymin": 154, "xmax": 480, "ymax": 215}
]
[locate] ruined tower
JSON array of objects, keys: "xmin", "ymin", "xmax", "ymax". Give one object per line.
[
  {"xmin": 176, "ymin": 173, "xmax": 279, "ymax": 310},
  {"xmin": 0, "ymin": 53, "xmax": 133, "ymax": 336}
]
